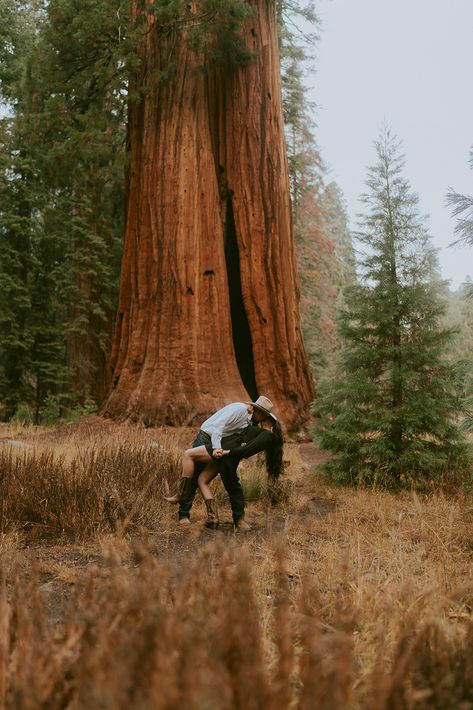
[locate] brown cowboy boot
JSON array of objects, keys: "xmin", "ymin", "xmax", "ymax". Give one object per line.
[
  {"xmin": 164, "ymin": 476, "xmax": 194, "ymax": 504},
  {"xmin": 205, "ymin": 499, "xmax": 219, "ymax": 528},
  {"xmin": 234, "ymin": 517, "xmax": 251, "ymax": 532}
]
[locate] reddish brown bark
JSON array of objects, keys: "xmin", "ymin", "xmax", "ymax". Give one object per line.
[{"xmin": 101, "ymin": 0, "xmax": 315, "ymax": 431}]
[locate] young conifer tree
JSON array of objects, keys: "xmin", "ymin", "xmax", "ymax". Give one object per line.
[{"xmin": 314, "ymin": 128, "xmax": 468, "ymax": 486}]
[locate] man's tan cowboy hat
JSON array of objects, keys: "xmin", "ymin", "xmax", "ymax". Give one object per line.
[{"xmin": 248, "ymin": 396, "xmax": 274, "ymax": 417}]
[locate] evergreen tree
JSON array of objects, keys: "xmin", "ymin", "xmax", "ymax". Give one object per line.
[
  {"xmin": 447, "ymin": 147, "xmax": 473, "ymax": 297},
  {"xmin": 0, "ymin": 0, "xmax": 40, "ymax": 418},
  {"xmin": 298, "ymin": 183, "xmax": 356, "ymax": 380},
  {"xmin": 25, "ymin": 0, "xmax": 129, "ymax": 407},
  {"xmin": 447, "ymin": 147, "xmax": 473, "ymax": 249},
  {"xmin": 0, "ymin": 132, "xmax": 34, "ymax": 418},
  {"xmin": 319, "ymin": 182, "xmax": 356, "ymax": 285},
  {"xmin": 297, "ymin": 184, "xmax": 342, "ymax": 379},
  {"xmin": 0, "ymin": 0, "xmax": 129, "ymax": 419},
  {"xmin": 314, "ymin": 129, "xmax": 467, "ymax": 487},
  {"xmin": 278, "ymin": 1, "xmax": 355, "ymax": 380},
  {"xmin": 446, "ymin": 279, "xmax": 473, "ymax": 433},
  {"xmin": 278, "ymin": 0, "xmax": 321, "ymax": 214}
]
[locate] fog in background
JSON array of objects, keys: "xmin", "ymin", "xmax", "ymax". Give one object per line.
[{"xmin": 310, "ymin": 0, "xmax": 473, "ymax": 290}]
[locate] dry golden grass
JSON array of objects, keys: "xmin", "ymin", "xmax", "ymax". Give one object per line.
[
  {"xmin": 2, "ymin": 536, "xmax": 473, "ymax": 708},
  {"xmin": 0, "ymin": 419, "xmax": 187, "ymax": 538},
  {"xmin": 0, "ymin": 419, "xmax": 472, "ymax": 707}
]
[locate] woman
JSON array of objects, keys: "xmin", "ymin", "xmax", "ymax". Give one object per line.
[{"xmin": 165, "ymin": 415, "xmax": 283, "ymax": 529}]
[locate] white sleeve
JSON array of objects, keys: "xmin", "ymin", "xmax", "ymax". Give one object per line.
[
  {"xmin": 209, "ymin": 428, "xmax": 223, "ymax": 449},
  {"xmin": 205, "ymin": 404, "xmax": 248, "ymax": 449}
]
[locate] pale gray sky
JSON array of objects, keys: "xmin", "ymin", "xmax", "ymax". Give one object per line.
[{"xmin": 309, "ymin": 0, "xmax": 473, "ymax": 289}]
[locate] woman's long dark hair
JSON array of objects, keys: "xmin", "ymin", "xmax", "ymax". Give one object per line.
[{"xmin": 265, "ymin": 418, "xmax": 283, "ymax": 480}]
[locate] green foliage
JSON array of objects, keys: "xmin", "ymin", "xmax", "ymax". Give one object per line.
[
  {"xmin": 446, "ymin": 281, "xmax": 473, "ymax": 433},
  {"xmin": 296, "ymin": 188, "xmax": 339, "ymax": 379},
  {"xmin": 10, "ymin": 405, "xmax": 34, "ymax": 426},
  {"xmin": 146, "ymin": 0, "xmax": 254, "ymax": 70},
  {"xmin": 278, "ymin": 0, "xmax": 356, "ymax": 382},
  {"xmin": 65, "ymin": 397, "xmax": 98, "ymax": 422},
  {"xmin": 447, "ymin": 147, "xmax": 473, "ymax": 257},
  {"xmin": 0, "ymin": 0, "xmax": 128, "ymax": 420},
  {"xmin": 313, "ymin": 129, "xmax": 469, "ymax": 487},
  {"xmin": 0, "ymin": 142, "xmax": 34, "ymax": 416},
  {"xmin": 38, "ymin": 394, "xmax": 97, "ymax": 425},
  {"xmin": 319, "ymin": 183, "xmax": 356, "ymax": 286},
  {"xmin": 298, "ymin": 183, "xmax": 356, "ymax": 380},
  {"xmin": 39, "ymin": 394, "xmax": 62, "ymax": 425},
  {"xmin": 189, "ymin": 0, "xmax": 254, "ymax": 66},
  {"xmin": 278, "ymin": 0, "xmax": 320, "ymax": 211},
  {"xmin": 0, "ymin": 0, "xmax": 38, "ymax": 101}
]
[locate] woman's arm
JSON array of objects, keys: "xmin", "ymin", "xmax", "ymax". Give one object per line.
[{"xmin": 224, "ymin": 430, "xmax": 275, "ymax": 460}]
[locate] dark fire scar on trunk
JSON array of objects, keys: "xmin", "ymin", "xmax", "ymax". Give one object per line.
[{"xmin": 224, "ymin": 196, "xmax": 258, "ymax": 400}]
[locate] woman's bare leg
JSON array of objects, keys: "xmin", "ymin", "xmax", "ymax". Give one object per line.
[
  {"xmin": 164, "ymin": 446, "xmax": 213, "ymax": 503},
  {"xmin": 198, "ymin": 462, "xmax": 220, "ymax": 527},
  {"xmin": 197, "ymin": 461, "xmax": 219, "ymax": 501},
  {"xmin": 181, "ymin": 446, "xmax": 213, "ymax": 477}
]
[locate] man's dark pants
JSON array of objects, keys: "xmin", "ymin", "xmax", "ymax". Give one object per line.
[{"xmin": 178, "ymin": 432, "xmax": 245, "ymax": 523}]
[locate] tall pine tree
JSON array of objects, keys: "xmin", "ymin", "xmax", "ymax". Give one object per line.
[
  {"xmin": 278, "ymin": 0, "xmax": 321, "ymax": 215},
  {"xmin": 314, "ymin": 129, "xmax": 467, "ymax": 486},
  {"xmin": 278, "ymin": 0, "xmax": 354, "ymax": 380},
  {"xmin": 0, "ymin": 0, "xmax": 129, "ymax": 420}
]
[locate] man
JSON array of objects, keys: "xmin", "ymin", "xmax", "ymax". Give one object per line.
[{"xmin": 174, "ymin": 396, "xmax": 274, "ymax": 530}]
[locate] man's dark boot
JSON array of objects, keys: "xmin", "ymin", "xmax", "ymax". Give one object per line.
[
  {"xmin": 164, "ymin": 477, "xmax": 195, "ymax": 504},
  {"xmin": 205, "ymin": 499, "xmax": 219, "ymax": 529}
]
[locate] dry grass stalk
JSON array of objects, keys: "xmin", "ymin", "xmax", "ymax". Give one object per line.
[
  {"xmin": 0, "ymin": 541, "xmax": 472, "ymax": 708},
  {"xmin": 0, "ymin": 435, "xmax": 181, "ymax": 538}
]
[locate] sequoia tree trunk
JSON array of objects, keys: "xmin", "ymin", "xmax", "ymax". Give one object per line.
[{"xmin": 101, "ymin": 0, "xmax": 315, "ymax": 431}]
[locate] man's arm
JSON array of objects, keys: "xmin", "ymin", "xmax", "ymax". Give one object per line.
[{"xmin": 203, "ymin": 403, "xmax": 249, "ymax": 450}]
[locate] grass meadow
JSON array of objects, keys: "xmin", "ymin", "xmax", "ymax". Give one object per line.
[{"xmin": 0, "ymin": 418, "xmax": 472, "ymax": 708}]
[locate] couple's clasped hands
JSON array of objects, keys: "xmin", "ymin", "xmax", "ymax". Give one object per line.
[{"xmin": 212, "ymin": 448, "xmax": 230, "ymax": 459}]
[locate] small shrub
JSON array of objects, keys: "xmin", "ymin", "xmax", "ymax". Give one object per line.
[
  {"xmin": 39, "ymin": 395, "xmax": 62, "ymax": 425},
  {"xmin": 64, "ymin": 398, "xmax": 98, "ymax": 423},
  {"xmin": 241, "ymin": 462, "xmax": 266, "ymax": 501},
  {"xmin": 10, "ymin": 406, "xmax": 33, "ymax": 426}
]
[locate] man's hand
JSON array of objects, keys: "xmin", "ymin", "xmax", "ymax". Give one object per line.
[{"xmin": 212, "ymin": 448, "xmax": 224, "ymax": 458}]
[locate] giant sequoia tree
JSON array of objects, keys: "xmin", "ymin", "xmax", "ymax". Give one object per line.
[{"xmin": 102, "ymin": 0, "xmax": 315, "ymax": 430}]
